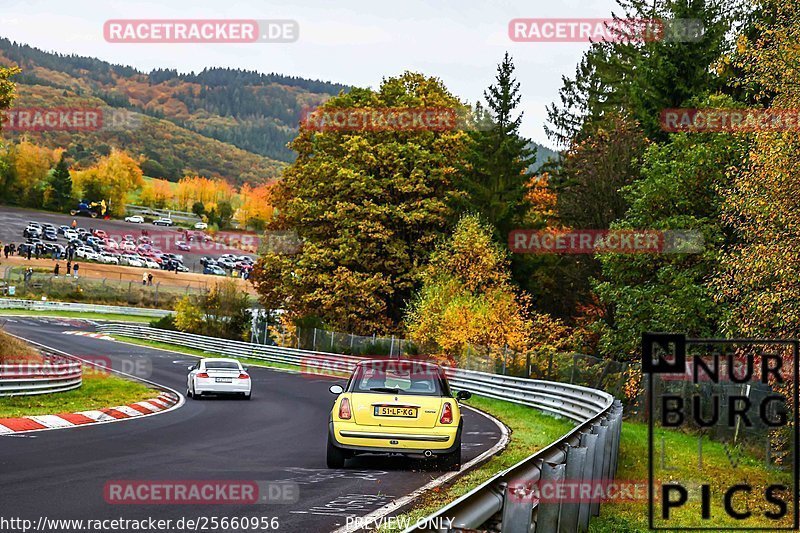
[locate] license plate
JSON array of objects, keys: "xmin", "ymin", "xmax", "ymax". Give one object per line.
[
  {"xmin": 374, "ymin": 406, "xmax": 418, "ymax": 418},
  {"xmin": 215, "ymin": 378, "xmax": 232, "ymax": 383}
]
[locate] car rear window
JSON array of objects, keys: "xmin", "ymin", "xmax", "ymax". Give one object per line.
[
  {"xmin": 349, "ymin": 361, "xmax": 445, "ymax": 396},
  {"xmin": 205, "ymin": 361, "xmax": 240, "ymax": 370}
]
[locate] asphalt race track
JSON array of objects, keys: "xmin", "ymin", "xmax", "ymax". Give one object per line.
[{"xmin": 0, "ymin": 318, "xmax": 502, "ymax": 533}]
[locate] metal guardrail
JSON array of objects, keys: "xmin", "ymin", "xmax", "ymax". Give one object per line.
[
  {"xmin": 125, "ymin": 204, "xmax": 202, "ymax": 224},
  {"xmin": 0, "ymin": 298, "xmax": 173, "ymax": 318},
  {"xmin": 408, "ymin": 386, "xmax": 620, "ymax": 532},
  {"xmin": 98, "ymin": 323, "xmax": 363, "ymax": 370},
  {"xmin": 0, "ymin": 351, "xmax": 83, "ymax": 396},
  {"xmin": 97, "ymin": 323, "xmax": 620, "ymax": 532}
]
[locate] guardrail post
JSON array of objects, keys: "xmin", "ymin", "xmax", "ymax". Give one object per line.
[
  {"xmin": 600, "ymin": 419, "xmax": 614, "ymax": 489},
  {"xmin": 535, "ymin": 461, "xmax": 564, "ymax": 533},
  {"xmin": 590, "ymin": 423, "xmax": 609, "ymax": 517},
  {"xmin": 610, "ymin": 401, "xmax": 623, "ymax": 477},
  {"xmin": 578, "ymin": 432, "xmax": 599, "ymax": 531},
  {"xmin": 558, "ymin": 444, "xmax": 586, "ymax": 533},
  {"xmin": 502, "ymin": 479, "xmax": 534, "ymax": 533}
]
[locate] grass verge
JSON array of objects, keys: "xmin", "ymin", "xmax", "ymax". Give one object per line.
[
  {"xmin": 376, "ymin": 395, "xmax": 575, "ymax": 533},
  {"xmin": 0, "ymin": 370, "xmax": 158, "ymax": 418},
  {"xmin": 589, "ymin": 421, "xmax": 793, "ymax": 531},
  {"xmin": 0, "ymin": 329, "xmax": 43, "ymax": 363},
  {"xmin": 0, "ymin": 309, "xmax": 154, "ymax": 323}
]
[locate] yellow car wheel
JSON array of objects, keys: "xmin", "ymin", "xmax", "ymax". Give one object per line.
[
  {"xmin": 441, "ymin": 440, "xmax": 461, "ymax": 471},
  {"xmin": 327, "ymin": 436, "xmax": 347, "ymax": 469}
]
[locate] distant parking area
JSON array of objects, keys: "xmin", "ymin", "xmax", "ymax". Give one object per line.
[{"xmin": 0, "ymin": 205, "xmax": 258, "ymax": 275}]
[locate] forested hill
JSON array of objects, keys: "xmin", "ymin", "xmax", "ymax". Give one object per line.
[
  {"xmin": 0, "ymin": 38, "xmax": 348, "ymax": 184},
  {"xmin": 0, "ymin": 38, "xmax": 557, "ymax": 185}
]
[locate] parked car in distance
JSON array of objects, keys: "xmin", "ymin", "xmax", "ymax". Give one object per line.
[
  {"xmin": 142, "ymin": 257, "xmax": 161, "ymax": 269},
  {"xmin": 121, "ymin": 254, "xmax": 144, "ymax": 267},
  {"xmin": 194, "ymin": 221, "xmax": 208, "ymax": 230},
  {"xmin": 125, "ymin": 215, "xmax": 144, "ymax": 223},
  {"xmin": 64, "ymin": 229, "xmax": 79, "ymax": 241},
  {"xmin": 175, "ymin": 240, "xmax": 191, "ymax": 251},
  {"xmin": 199, "ymin": 256, "xmax": 215, "ymax": 267},
  {"xmin": 204, "ymin": 265, "xmax": 227, "ymax": 276},
  {"xmin": 217, "ymin": 257, "xmax": 237, "ymax": 269},
  {"xmin": 75, "ymin": 247, "xmax": 100, "ymax": 261},
  {"xmin": 17, "ymin": 242, "xmax": 35, "ymax": 256},
  {"xmin": 161, "ymin": 253, "xmax": 184, "ymax": 263},
  {"xmin": 153, "ymin": 218, "xmax": 174, "ymax": 226},
  {"xmin": 98, "ymin": 252, "xmax": 120, "ymax": 265},
  {"xmin": 43, "ymin": 230, "xmax": 58, "ymax": 241},
  {"xmin": 58, "ymin": 225, "xmax": 71, "ymax": 235},
  {"xmin": 43, "ymin": 243, "xmax": 65, "ymax": 257},
  {"xmin": 23, "ymin": 226, "xmax": 42, "ymax": 239},
  {"xmin": 164, "ymin": 260, "xmax": 189, "ymax": 272},
  {"xmin": 92, "ymin": 229, "xmax": 108, "ymax": 239}
]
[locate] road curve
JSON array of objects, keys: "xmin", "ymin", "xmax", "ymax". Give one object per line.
[{"xmin": 0, "ymin": 318, "xmax": 502, "ymax": 533}]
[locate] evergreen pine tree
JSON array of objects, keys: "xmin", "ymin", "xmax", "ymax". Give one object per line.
[
  {"xmin": 48, "ymin": 154, "xmax": 72, "ymax": 210},
  {"xmin": 458, "ymin": 52, "xmax": 536, "ymax": 241}
]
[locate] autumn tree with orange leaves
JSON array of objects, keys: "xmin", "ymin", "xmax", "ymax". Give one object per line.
[
  {"xmin": 72, "ymin": 149, "xmax": 144, "ymax": 217},
  {"xmin": 139, "ymin": 178, "xmax": 175, "ymax": 209},
  {"xmin": 2, "ymin": 139, "xmax": 63, "ymax": 208},
  {"xmin": 716, "ymin": 0, "xmax": 800, "ymax": 338},
  {"xmin": 174, "ymin": 176, "xmax": 235, "ymax": 213},
  {"xmin": 236, "ymin": 182, "xmax": 275, "ymax": 230}
]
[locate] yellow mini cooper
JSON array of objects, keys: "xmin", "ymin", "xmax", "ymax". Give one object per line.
[{"xmin": 327, "ymin": 359, "xmax": 471, "ymax": 470}]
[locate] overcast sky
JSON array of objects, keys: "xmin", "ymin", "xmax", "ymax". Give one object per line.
[{"xmin": 2, "ymin": 0, "xmax": 621, "ymax": 147}]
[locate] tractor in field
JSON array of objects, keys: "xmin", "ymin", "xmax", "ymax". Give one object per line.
[{"xmin": 70, "ymin": 199, "xmax": 108, "ymax": 218}]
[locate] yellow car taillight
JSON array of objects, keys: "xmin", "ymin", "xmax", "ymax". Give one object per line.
[
  {"xmin": 440, "ymin": 402, "xmax": 453, "ymax": 424},
  {"xmin": 339, "ymin": 397, "xmax": 352, "ymax": 419}
]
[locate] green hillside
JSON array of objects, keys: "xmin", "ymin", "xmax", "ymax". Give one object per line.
[{"xmin": 0, "ymin": 37, "xmax": 348, "ymax": 184}]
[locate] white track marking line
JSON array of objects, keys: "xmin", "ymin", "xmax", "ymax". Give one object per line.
[
  {"xmin": 113, "ymin": 405, "xmax": 143, "ymax": 417},
  {"xmin": 27, "ymin": 415, "xmax": 75, "ymax": 429},
  {"xmin": 148, "ymin": 397, "xmax": 170, "ymax": 408},
  {"xmin": 78, "ymin": 410, "xmax": 118, "ymax": 422},
  {"xmin": 135, "ymin": 401, "xmax": 163, "ymax": 412}
]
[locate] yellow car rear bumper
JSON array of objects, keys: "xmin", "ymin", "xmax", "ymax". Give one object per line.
[{"xmin": 329, "ymin": 420, "xmax": 460, "ymax": 454}]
